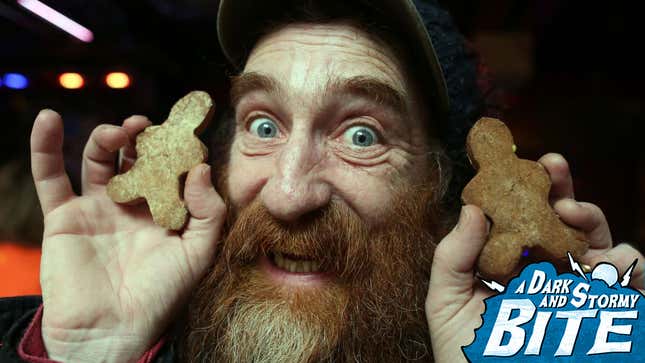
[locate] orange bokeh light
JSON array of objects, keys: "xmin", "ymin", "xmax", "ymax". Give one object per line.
[
  {"xmin": 58, "ymin": 72, "xmax": 84, "ymax": 89},
  {"xmin": 105, "ymin": 72, "xmax": 130, "ymax": 89}
]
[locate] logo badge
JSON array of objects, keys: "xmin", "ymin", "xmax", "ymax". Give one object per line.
[{"xmin": 463, "ymin": 254, "xmax": 644, "ymax": 362}]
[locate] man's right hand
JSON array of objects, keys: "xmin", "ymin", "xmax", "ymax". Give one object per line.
[{"xmin": 31, "ymin": 109, "xmax": 226, "ymax": 363}]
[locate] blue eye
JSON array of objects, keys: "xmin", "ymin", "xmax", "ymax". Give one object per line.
[
  {"xmin": 249, "ymin": 117, "xmax": 279, "ymax": 138},
  {"xmin": 343, "ymin": 126, "xmax": 378, "ymax": 147}
]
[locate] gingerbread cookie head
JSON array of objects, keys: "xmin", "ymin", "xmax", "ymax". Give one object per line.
[
  {"xmin": 466, "ymin": 117, "xmax": 515, "ymax": 169},
  {"xmin": 461, "ymin": 117, "xmax": 588, "ymax": 280},
  {"xmin": 107, "ymin": 91, "xmax": 214, "ymax": 230}
]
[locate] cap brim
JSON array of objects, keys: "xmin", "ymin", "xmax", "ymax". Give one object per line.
[{"xmin": 217, "ymin": 0, "xmax": 449, "ymax": 124}]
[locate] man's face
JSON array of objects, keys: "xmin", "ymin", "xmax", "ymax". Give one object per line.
[
  {"xmin": 227, "ymin": 22, "xmax": 432, "ymax": 222},
  {"xmin": 181, "ymin": 23, "xmax": 443, "ymax": 362}
]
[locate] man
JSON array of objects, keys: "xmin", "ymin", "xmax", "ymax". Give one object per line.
[{"xmin": 1, "ymin": 0, "xmax": 643, "ymax": 362}]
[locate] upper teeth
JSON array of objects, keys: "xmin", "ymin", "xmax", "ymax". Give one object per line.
[{"xmin": 273, "ymin": 252, "xmax": 322, "ymax": 273}]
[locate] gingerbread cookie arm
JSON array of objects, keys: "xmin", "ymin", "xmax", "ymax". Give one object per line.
[
  {"xmin": 461, "ymin": 175, "xmax": 485, "ymax": 208},
  {"xmin": 106, "ymin": 169, "xmax": 142, "ymax": 203},
  {"xmin": 166, "ymin": 91, "xmax": 214, "ymax": 133}
]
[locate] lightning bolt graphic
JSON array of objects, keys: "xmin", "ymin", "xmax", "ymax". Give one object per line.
[
  {"xmin": 620, "ymin": 259, "xmax": 638, "ymax": 287},
  {"xmin": 568, "ymin": 252, "xmax": 588, "ymax": 281},
  {"xmin": 480, "ymin": 278, "xmax": 506, "ymax": 293}
]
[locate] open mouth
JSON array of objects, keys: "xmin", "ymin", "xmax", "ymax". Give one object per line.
[
  {"xmin": 260, "ymin": 250, "xmax": 331, "ymax": 286},
  {"xmin": 269, "ymin": 251, "xmax": 323, "ymax": 273}
]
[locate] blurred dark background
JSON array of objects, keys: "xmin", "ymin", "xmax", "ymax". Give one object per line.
[{"xmin": 1, "ymin": 0, "xmax": 643, "ymax": 253}]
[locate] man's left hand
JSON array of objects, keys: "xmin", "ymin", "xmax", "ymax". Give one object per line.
[{"xmin": 425, "ymin": 152, "xmax": 645, "ymax": 363}]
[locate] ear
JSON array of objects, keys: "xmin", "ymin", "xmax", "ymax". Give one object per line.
[{"xmin": 167, "ymin": 91, "xmax": 214, "ymax": 131}]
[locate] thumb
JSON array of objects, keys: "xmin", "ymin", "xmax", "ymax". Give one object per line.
[
  {"xmin": 429, "ymin": 205, "xmax": 488, "ymax": 293},
  {"xmin": 182, "ymin": 163, "xmax": 226, "ymax": 270},
  {"xmin": 427, "ymin": 205, "xmax": 490, "ymax": 363}
]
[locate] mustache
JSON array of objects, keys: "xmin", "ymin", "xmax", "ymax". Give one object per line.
[{"xmin": 219, "ymin": 197, "xmax": 375, "ymax": 281}]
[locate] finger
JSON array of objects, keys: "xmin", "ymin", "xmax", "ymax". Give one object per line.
[
  {"xmin": 553, "ymin": 199, "xmax": 612, "ymax": 250},
  {"xmin": 430, "ymin": 205, "xmax": 489, "ymax": 283},
  {"xmin": 30, "ymin": 109, "xmax": 76, "ymax": 214},
  {"xmin": 119, "ymin": 115, "xmax": 152, "ymax": 173},
  {"xmin": 538, "ymin": 153, "xmax": 575, "ymax": 201},
  {"xmin": 81, "ymin": 124, "xmax": 129, "ymax": 194},
  {"xmin": 585, "ymin": 243, "xmax": 645, "ymax": 290},
  {"xmin": 181, "ymin": 164, "xmax": 227, "ymax": 275}
]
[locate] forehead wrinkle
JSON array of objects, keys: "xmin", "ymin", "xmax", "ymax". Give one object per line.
[
  {"xmin": 248, "ymin": 45, "xmax": 405, "ymax": 98},
  {"xmin": 259, "ymin": 37, "xmax": 393, "ymax": 64},
  {"xmin": 267, "ymin": 22, "xmax": 399, "ymax": 62},
  {"xmin": 249, "ymin": 30, "xmax": 403, "ymax": 86},
  {"xmin": 276, "ymin": 22, "xmax": 364, "ymax": 41},
  {"xmin": 260, "ymin": 23, "xmax": 380, "ymax": 51},
  {"xmin": 339, "ymin": 53, "xmax": 403, "ymax": 87}
]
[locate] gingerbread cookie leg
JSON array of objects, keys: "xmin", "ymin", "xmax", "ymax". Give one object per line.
[
  {"xmin": 477, "ymin": 232, "xmax": 524, "ymax": 280},
  {"xmin": 144, "ymin": 177, "xmax": 187, "ymax": 230}
]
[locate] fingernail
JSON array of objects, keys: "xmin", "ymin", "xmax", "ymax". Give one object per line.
[
  {"xmin": 202, "ymin": 164, "xmax": 211, "ymax": 178},
  {"xmin": 565, "ymin": 198, "xmax": 581, "ymax": 209},
  {"xmin": 37, "ymin": 109, "xmax": 50, "ymax": 118}
]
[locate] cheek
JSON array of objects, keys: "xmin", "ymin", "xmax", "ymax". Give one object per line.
[
  {"xmin": 324, "ymin": 149, "xmax": 429, "ymax": 224},
  {"xmin": 322, "ymin": 163, "xmax": 400, "ymax": 224},
  {"xmin": 226, "ymin": 143, "xmax": 273, "ymax": 209}
]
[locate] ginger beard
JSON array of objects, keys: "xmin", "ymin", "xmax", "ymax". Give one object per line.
[{"xmin": 180, "ymin": 179, "xmax": 443, "ymax": 362}]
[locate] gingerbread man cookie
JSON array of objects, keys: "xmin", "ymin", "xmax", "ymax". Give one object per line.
[
  {"xmin": 107, "ymin": 91, "xmax": 214, "ymax": 230},
  {"xmin": 461, "ymin": 117, "xmax": 588, "ymax": 279}
]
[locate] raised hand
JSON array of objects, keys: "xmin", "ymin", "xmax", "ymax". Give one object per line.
[
  {"xmin": 425, "ymin": 152, "xmax": 644, "ymax": 363},
  {"xmin": 538, "ymin": 153, "xmax": 644, "ymax": 291},
  {"xmin": 425, "ymin": 204, "xmax": 492, "ymax": 363},
  {"xmin": 31, "ymin": 110, "xmax": 225, "ymax": 363}
]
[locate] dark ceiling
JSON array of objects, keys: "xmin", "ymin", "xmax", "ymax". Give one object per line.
[
  {"xmin": 2, "ymin": 0, "xmax": 643, "ymax": 89},
  {"xmin": 1, "ymin": 0, "xmax": 228, "ymax": 103},
  {"xmin": 1, "ymin": 0, "xmax": 644, "ymax": 243}
]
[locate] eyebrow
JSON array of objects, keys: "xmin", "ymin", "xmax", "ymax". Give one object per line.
[
  {"xmin": 230, "ymin": 72, "xmax": 410, "ymax": 118},
  {"xmin": 327, "ymin": 75, "xmax": 410, "ymax": 118},
  {"xmin": 230, "ymin": 72, "xmax": 284, "ymax": 107}
]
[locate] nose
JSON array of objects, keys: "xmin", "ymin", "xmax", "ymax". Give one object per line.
[{"xmin": 260, "ymin": 129, "xmax": 331, "ymax": 222}]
